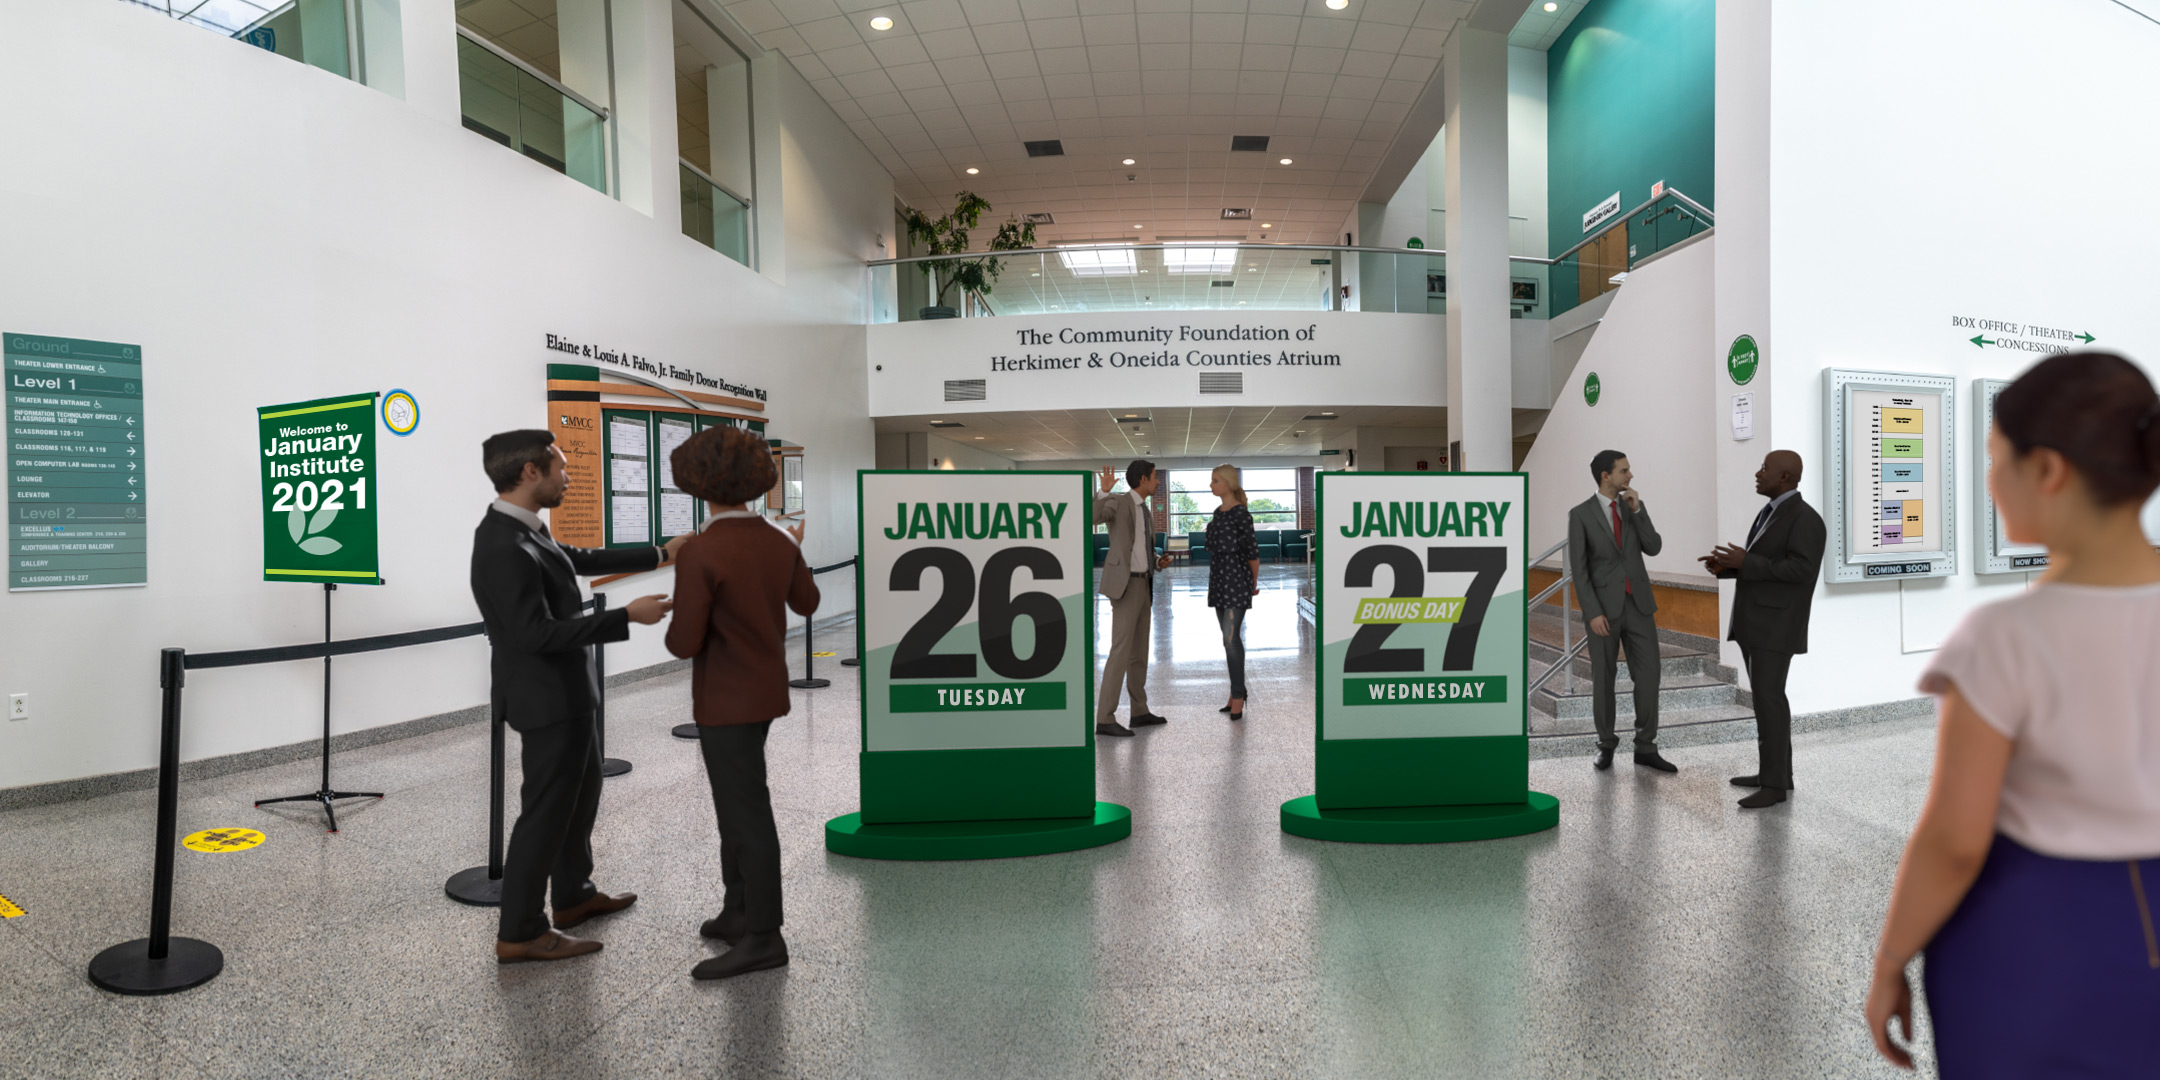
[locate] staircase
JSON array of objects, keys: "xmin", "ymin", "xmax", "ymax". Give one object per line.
[{"xmin": 1527, "ymin": 605, "xmax": 1751, "ymax": 737}]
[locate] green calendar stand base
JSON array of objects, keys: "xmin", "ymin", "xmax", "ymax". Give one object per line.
[
  {"xmin": 1279, "ymin": 792, "xmax": 1559, "ymax": 844},
  {"xmin": 826, "ymin": 801, "xmax": 1131, "ymax": 861}
]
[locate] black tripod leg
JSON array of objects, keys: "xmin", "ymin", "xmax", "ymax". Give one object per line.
[{"xmin": 322, "ymin": 795, "xmax": 340, "ymax": 834}]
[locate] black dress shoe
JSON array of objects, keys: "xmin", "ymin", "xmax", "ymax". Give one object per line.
[
  {"xmin": 1730, "ymin": 774, "xmax": 1762, "ymax": 788},
  {"xmin": 1738, "ymin": 788, "xmax": 1788, "ymax": 809},
  {"xmin": 700, "ymin": 910, "xmax": 747, "ymax": 945},
  {"xmin": 1594, "ymin": 747, "xmax": 1614, "ymax": 770},
  {"xmin": 1130, "ymin": 713, "xmax": 1168, "ymax": 727},
  {"xmin": 691, "ymin": 931, "xmax": 788, "ymax": 980},
  {"xmin": 1633, "ymin": 750, "xmax": 1678, "ymax": 773},
  {"xmin": 1096, "ymin": 721, "xmax": 1134, "ymax": 738}
]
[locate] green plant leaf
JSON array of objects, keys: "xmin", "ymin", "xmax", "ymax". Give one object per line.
[
  {"xmin": 310, "ymin": 502, "xmax": 340, "ymax": 535},
  {"xmin": 288, "ymin": 507, "xmax": 306, "ymax": 544},
  {"xmin": 298, "ymin": 536, "xmax": 343, "ymax": 556}
]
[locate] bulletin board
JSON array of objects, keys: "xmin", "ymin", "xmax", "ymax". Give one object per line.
[
  {"xmin": 1972, "ymin": 378, "xmax": 2049, "ymax": 574},
  {"xmin": 1822, "ymin": 368, "xmax": 1957, "ymax": 583}
]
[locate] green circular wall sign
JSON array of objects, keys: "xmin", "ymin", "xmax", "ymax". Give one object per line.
[
  {"xmin": 1405, "ymin": 237, "xmax": 1424, "ymax": 249},
  {"xmin": 1727, "ymin": 334, "xmax": 1760, "ymax": 385},
  {"xmin": 1583, "ymin": 372, "xmax": 1602, "ymax": 406}
]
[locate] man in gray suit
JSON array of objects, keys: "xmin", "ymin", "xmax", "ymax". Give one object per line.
[
  {"xmin": 1566, "ymin": 450, "xmax": 1678, "ymax": 773},
  {"xmin": 1095, "ymin": 460, "xmax": 1174, "ymax": 737}
]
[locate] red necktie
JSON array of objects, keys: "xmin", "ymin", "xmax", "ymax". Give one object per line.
[{"xmin": 1611, "ymin": 500, "xmax": 1631, "ymax": 595}]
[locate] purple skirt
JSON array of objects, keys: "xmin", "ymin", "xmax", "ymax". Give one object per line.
[{"xmin": 1923, "ymin": 834, "xmax": 2160, "ymax": 1078}]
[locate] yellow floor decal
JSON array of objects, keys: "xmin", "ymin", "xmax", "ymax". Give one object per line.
[
  {"xmin": 813, "ymin": 651, "xmax": 837, "ymax": 657},
  {"xmin": 183, "ymin": 827, "xmax": 266, "ymax": 854},
  {"xmin": 0, "ymin": 893, "xmax": 23, "ymax": 918}
]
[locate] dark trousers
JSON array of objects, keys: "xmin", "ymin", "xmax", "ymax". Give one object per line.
[
  {"xmin": 1216, "ymin": 605, "xmax": 1247, "ymax": 699},
  {"xmin": 1743, "ymin": 645, "xmax": 1795, "ymax": 790},
  {"xmin": 1587, "ymin": 603, "xmax": 1661, "ymax": 751},
  {"xmin": 699, "ymin": 722, "xmax": 783, "ymax": 934},
  {"xmin": 500, "ymin": 715, "xmax": 602, "ymax": 942}
]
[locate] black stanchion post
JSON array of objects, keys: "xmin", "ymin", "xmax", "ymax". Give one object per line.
[
  {"xmin": 594, "ymin": 591, "xmax": 630, "ymax": 777},
  {"xmin": 839, "ymin": 560, "xmax": 861, "ymax": 665},
  {"xmin": 790, "ymin": 609, "xmax": 830, "ymax": 690},
  {"xmin": 89, "ymin": 648, "xmax": 224, "ymax": 995},
  {"xmin": 444, "ymin": 702, "xmax": 506, "ymax": 906}
]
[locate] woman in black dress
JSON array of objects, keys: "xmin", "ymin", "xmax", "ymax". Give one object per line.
[{"xmin": 1205, "ymin": 464, "xmax": 1261, "ymax": 720}]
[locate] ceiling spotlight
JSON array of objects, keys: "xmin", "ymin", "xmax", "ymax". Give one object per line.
[
  {"xmin": 1122, "ymin": 158, "xmax": 1136, "ymax": 165},
  {"xmin": 1134, "ymin": 224, "xmax": 1144, "ymax": 228},
  {"xmin": 870, "ymin": 15, "xmax": 893, "ymax": 30},
  {"xmin": 1544, "ymin": 1, "xmax": 1558, "ymax": 9},
  {"xmin": 974, "ymin": 436, "xmax": 985, "ymax": 440},
  {"xmin": 965, "ymin": 166, "xmax": 979, "ymax": 174},
  {"xmin": 1261, "ymin": 223, "xmax": 1272, "ymax": 228},
  {"xmin": 1326, "ymin": 0, "xmax": 1348, "ymax": 8},
  {"xmin": 1279, "ymin": 158, "xmax": 1293, "ymax": 165},
  {"xmin": 1031, "ymin": 271, "xmax": 1040, "ymax": 276}
]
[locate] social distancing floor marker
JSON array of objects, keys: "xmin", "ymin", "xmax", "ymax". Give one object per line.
[
  {"xmin": 813, "ymin": 651, "xmax": 837, "ymax": 657},
  {"xmin": 0, "ymin": 893, "xmax": 24, "ymax": 918},
  {"xmin": 182, "ymin": 827, "xmax": 266, "ymax": 853}
]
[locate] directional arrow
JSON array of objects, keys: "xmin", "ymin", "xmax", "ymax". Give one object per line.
[
  {"xmin": 1970, "ymin": 334, "xmax": 1996, "ymax": 348},
  {"xmin": 126, "ymin": 416, "xmax": 136, "ymax": 426},
  {"xmin": 127, "ymin": 492, "xmax": 138, "ymax": 501},
  {"xmin": 128, "ymin": 462, "xmax": 138, "ymax": 471},
  {"xmin": 126, "ymin": 447, "xmax": 136, "ymax": 456},
  {"xmin": 2076, "ymin": 331, "xmax": 2095, "ymax": 344},
  {"xmin": 128, "ymin": 476, "xmax": 138, "ymax": 487},
  {"xmin": 126, "ymin": 431, "xmax": 136, "ymax": 442}
]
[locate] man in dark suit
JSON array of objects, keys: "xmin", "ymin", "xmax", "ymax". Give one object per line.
[
  {"xmin": 1700, "ymin": 449, "xmax": 1826, "ymax": 809},
  {"xmin": 471, "ymin": 430, "xmax": 684, "ymax": 962},
  {"xmin": 1093, "ymin": 460, "xmax": 1174, "ymax": 737},
  {"xmin": 1566, "ymin": 450, "xmax": 1678, "ymax": 773}
]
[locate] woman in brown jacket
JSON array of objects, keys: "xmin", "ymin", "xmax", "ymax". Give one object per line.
[{"xmin": 664, "ymin": 425, "xmax": 818, "ymax": 981}]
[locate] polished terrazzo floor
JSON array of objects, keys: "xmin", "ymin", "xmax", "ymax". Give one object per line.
[{"xmin": 0, "ymin": 565, "xmax": 1942, "ymax": 1078}]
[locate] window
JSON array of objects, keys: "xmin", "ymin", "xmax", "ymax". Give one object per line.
[
  {"xmin": 676, "ymin": 0, "xmax": 754, "ymax": 265},
  {"xmin": 1057, "ymin": 245, "xmax": 1138, "ymax": 277},
  {"xmin": 1166, "ymin": 468, "xmax": 1298, "ymax": 535},
  {"xmin": 130, "ymin": 0, "xmax": 353, "ymax": 79},
  {"xmin": 1161, "ymin": 244, "xmax": 1238, "ymax": 275}
]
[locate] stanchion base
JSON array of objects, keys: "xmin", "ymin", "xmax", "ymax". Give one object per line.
[
  {"xmin": 1279, "ymin": 792, "xmax": 1559, "ymax": 844},
  {"xmin": 672, "ymin": 723, "xmax": 701, "ymax": 741},
  {"xmin": 789, "ymin": 678, "xmax": 832, "ymax": 689},
  {"xmin": 839, "ymin": 658, "xmax": 860, "ymax": 667},
  {"xmin": 444, "ymin": 865, "xmax": 504, "ymax": 906},
  {"xmin": 600, "ymin": 758, "xmax": 631, "ymax": 778},
  {"xmin": 825, "ymin": 801, "xmax": 1131, "ymax": 861},
  {"xmin": 88, "ymin": 937, "xmax": 223, "ymax": 996}
]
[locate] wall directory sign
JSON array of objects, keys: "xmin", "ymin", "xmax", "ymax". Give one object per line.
[
  {"xmin": 1972, "ymin": 378, "xmax": 2048, "ymax": 574},
  {"xmin": 7, "ymin": 332, "xmax": 147, "ymax": 591},
  {"xmin": 1822, "ymin": 369, "xmax": 1957, "ymax": 582},
  {"xmin": 828, "ymin": 470, "xmax": 1129, "ymax": 860},
  {"xmin": 258, "ymin": 393, "xmax": 381, "ymax": 585},
  {"xmin": 1284, "ymin": 471, "xmax": 1557, "ymax": 843}
]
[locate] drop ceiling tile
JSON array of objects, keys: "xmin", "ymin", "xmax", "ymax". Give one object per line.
[
  {"xmin": 1135, "ymin": 12, "xmax": 1190, "ymax": 40},
  {"xmin": 1190, "ymin": 67, "xmax": 1239, "ymax": 93},
  {"xmin": 784, "ymin": 0, "xmax": 846, "ymax": 23},
  {"xmin": 1244, "ymin": 12, "xmax": 1298, "ymax": 44},
  {"xmin": 1090, "ymin": 42, "xmax": 1143, "ymax": 68},
  {"xmin": 1239, "ymin": 42, "xmax": 1292, "ymax": 68},
  {"xmin": 960, "ymin": 0, "xmax": 1024, "ymax": 21},
  {"xmin": 1415, "ymin": 0, "xmax": 1473, "ymax": 31},
  {"xmin": 904, "ymin": 0, "xmax": 971, "ymax": 31},
  {"xmin": 886, "ymin": 60, "xmax": 947, "ymax": 88},
  {"xmin": 1191, "ymin": 41, "xmax": 1243, "ymax": 67},
  {"xmin": 1398, "ymin": 26, "xmax": 1447, "ymax": 57},
  {"xmin": 1020, "ymin": 0, "xmax": 1078, "ymax": 16},
  {"xmin": 1100, "ymin": 95, "xmax": 1148, "ymax": 116},
  {"xmin": 796, "ymin": 16, "xmax": 864, "ymax": 50},
  {"xmin": 1003, "ymin": 97, "xmax": 1056, "ymax": 121},
  {"xmin": 1027, "ymin": 16, "xmax": 1085, "ymax": 47},
  {"xmin": 1138, "ymin": 41, "xmax": 1189, "ymax": 68},
  {"xmin": 1385, "ymin": 53, "xmax": 1436, "ymax": 82},
  {"xmin": 1288, "ymin": 45, "xmax": 1345, "ymax": 73},
  {"xmin": 1359, "ymin": 0, "xmax": 1420, "ymax": 26},
  {"xmin": 996, "ymin": 75, "xmax": 1051, "ymax": 100},
  {"xmin": 1141, "ymin": 68, "xmax": 1192, "ymax": 93}
]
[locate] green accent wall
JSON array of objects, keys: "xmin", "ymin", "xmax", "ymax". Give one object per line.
[{"xmin": 1546, "ymin": 0, "xmax": 1715, "ymax": 259}]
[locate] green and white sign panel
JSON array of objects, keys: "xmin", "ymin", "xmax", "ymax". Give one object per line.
[
  {"xmin": 856, "ymin": 470, "xmax": 1093, "ymax": 823},
  {"xmin": 1288, "ymin": 471, "xmax": 1553, "ymax": 842},
  {"xmin": 258, "ymin": 393, "xmax": 381, "ymax": 585},
  {"xmin": 7, "ymin": 332, "xmax": 148, "ymax": 592}
]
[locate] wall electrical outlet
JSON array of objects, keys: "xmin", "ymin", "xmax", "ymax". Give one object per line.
[{"xmin": 7, "ymin": 694, "xmax": 26, "ymax": 721}]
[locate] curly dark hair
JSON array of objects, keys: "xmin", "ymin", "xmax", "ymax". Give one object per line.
[{"xmin": 672, "ymin": 424, "xmax": 776, "ymax": 506}]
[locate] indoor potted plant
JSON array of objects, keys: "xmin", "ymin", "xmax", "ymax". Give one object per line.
[{"xmin": 903, "ymin": 192, "xmax": 1036, "ymax": 319}]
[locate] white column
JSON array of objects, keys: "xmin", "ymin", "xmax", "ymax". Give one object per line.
[
  {"xmin": 396, "ymin": 0, "xmax": 460, "ymax": 126},
  {"xmin": 353, "ymin": 0, "xmax": 405, "ymax": 99},
  {"xmin": 600, "ymin": 0, "xmax": 680, "ymax": 229},
  {"xmin": 750, "ymin": 51, "xmax": 786, "ymax": 282},
  {"xmin": 1443, "ymin": 22, "xmax": 1511, "ymax": 472},
  {"xmin": 555, "ymin": 0, "xmax": 612, "ymax": 194},
  {"xmin": 1713, "ymin": 0, "xmax": 1774, "ymax": 677}
]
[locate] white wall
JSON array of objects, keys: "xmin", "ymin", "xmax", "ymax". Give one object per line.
[
  {"xmin": 1750, "ymin": 0, "xmax": 2160, "ymax": 713},
  {"xmin": 0, "ymin": 2, "xmax": 891, "ymax": 788},
  {"xmin": 1519, "ymin": 238, "xmax": 1716, "ymax": 575}
]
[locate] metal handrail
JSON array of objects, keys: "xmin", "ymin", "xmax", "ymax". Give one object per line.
[
  {"xmin": 1526, "ymin": 634, "xmax": 1591, "ymax": 697},
  {"xmin": 1526, "ymin": 538, "xmax": 1576, "ymax": 697},
  {"xmin": 678, "ymin": 158, "xmax": 753, "ymax": 211},
  {"xmin": 455, "ymin": 26, "xmax": 612, "ymax": 122},
  {"xmin": 1526, "ymin": 188, "xmax": 1714, "ymax": 267}
]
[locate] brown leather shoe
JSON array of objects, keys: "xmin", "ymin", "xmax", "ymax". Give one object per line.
[
  {"xmin": 553, "ymin": 890, "xmax": 637, "ymax": 930},
  {"xmin": 495, "ymin": 930, "xmax": 602, "ymax": 964}
]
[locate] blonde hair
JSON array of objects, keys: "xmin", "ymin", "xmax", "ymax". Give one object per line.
[{"xmin": 1212, "ymin": 463, "xmax": 1248, "ymax": 507}]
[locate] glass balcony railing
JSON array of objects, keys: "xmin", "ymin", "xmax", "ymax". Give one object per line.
[
  {"xmin": 679, "ymin": 162, "xmax": 751, "ymax": 266},
  {"xmin": 455, "ymin": 31, "xmax": 607, "ymax": 195},
  {"xmin": 126, "ymin": 0, "xmax": 353, "ymax": 78},
  {"xmin": 1548, "ymin": 189, "xmax": 1714, "ymax": 317}
]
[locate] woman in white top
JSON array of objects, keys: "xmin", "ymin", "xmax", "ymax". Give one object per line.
[{"xmin": 1866, "ymin": 351, "xmax": 2160, "ymax": 1075}]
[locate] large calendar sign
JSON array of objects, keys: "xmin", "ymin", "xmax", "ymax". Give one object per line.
[
  {"xmin": 1284, "ymin": 471, "xmax": 1555, "ymax": 843},
  {"xmin": 829, "ymin": 470, "xmax": 1128, "ymax": 860}
]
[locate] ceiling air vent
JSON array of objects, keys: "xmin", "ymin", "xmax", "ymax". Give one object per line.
[
  {"xmin": 1023, "ymin": 140, "xmax": 1065, "ymax": 157},
  {"xmin": 944, "ymin": 380, "xmax": 987, "ymax": 402},
  {"xmin": 1302, "ymin": 412, "xmax": 1339, "ymax": 420},
  {"xmin": 1021, "ymin": 212, "xmax": 1055, "ymax": 225},
  {"xmin": 1220, "ymin": 208, "xmax": 1252, "ymax": 220},
  {"xmin": 1199, "ymin": 372, "xmax": 1244, "ymax": 395},
  {"xmin": 928, "ymin": 419, "xmax": 966, "ymax": 428},
  {"xmin": 1210, "ymin": 280, "xmax": 1235, "ymax": 288},
  {"xmin": 1229, "ymin": 135, "xmax": 1270, "ymax": 152}
]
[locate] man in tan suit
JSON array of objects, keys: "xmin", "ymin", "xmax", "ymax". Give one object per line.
[{"xmin": 1095, "ymin": 460, "xmax": 1174, "ymax": 737}]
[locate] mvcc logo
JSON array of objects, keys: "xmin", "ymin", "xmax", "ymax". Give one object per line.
[{"xmin": 558, "ymin": 415, "xmax": 594, "ymax": 430}]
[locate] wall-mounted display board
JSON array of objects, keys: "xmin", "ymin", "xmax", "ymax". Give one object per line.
[
  {"xmin": 1283, "ymin": 471, "xmax": 1558, "ymax": 843},
  {"xmin": 257, "ymin": 393, "xmax": 381, "ymax": 585},
  {"xmin": 826, "ymin": 470, "xmax": 1130, "ymax": 860},
  {"xmin": 6, "ymin": 332, "xmax": 147, "ymax": 592},
  {"xmin": 1822, "ymin": 369, "xmax": 1957, "ymax": 583},
  {"xmin": 1972, "ymin": 378, "xmax": 2048, "ymax": 574},
  {"xmin": 546, "ymin": 362, "xmax": 764, "ymax": 549}
]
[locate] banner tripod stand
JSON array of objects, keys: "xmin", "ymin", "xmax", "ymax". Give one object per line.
[{"xmin": 254, "ymin": 583, "xmax": 382, "ymax": 832}]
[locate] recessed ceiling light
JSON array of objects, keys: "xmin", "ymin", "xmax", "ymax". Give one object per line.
[
  {"xmin": 1326, "ymin": 0, "xmax": 1348, "ymax": 8},
  {"xmin": 1122, "ymin": 158, "xmax": 1136, "ymax": 165},
  {"xmin": 965, "ymin": 166, "xmax": 979, "ymax": 174},
  {"xmin": 1261, "ymin": 223, "xmax": 1272, "ymax": 228},
  {"xmin": 1544, "ymin": 1, "xmax": 1558, "ymax": 10},
  {"xmin": 870, "ymin": 15, "xmax": 893, "ymax": 30},
  {"xmin": 1134, "ymin": 224, "xmax": 1144, "ymax": 228},
  {"xmin": 975, "ymin": 436, "xmax": 985, "ymax": 440},
  {"xmin": 1031, "ymin": 271, "xmax": 1040, "ymax": 276},
  {"xmin": 1279, "ymin": 158, "xmax": 1293, "ymax": 165}
]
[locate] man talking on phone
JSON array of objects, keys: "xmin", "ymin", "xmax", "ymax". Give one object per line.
[
  {"xmin": 1565, "ymin": 450, "xmax": 1677, "ymax": 774},
  {"xmin": 472, "ymin": 429, "xmax": 687, "ymax": 963}
]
